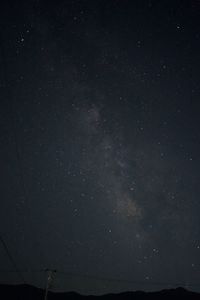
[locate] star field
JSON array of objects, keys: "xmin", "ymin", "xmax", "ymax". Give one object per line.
[{"xmin": 0, "ymin": 0, "xmax": 200, "ymax": 295}]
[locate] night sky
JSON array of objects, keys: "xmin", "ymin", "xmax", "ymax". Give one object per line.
[{"xmin": 0, "ymin": 0, "xmax": 200, "ymax": 295}]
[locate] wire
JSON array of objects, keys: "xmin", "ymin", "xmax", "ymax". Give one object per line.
[
  {"xmin": 0, "ymin": 20, "xmax": 29, "ymax": 210},
  {"xmin": 55, "ymin": 270, "xmax": 200, "ymax": 288},
  {"xmin": 0, "ymin": 20, "xmax": 27, "ymax": 286},
  {"xmin": 0, "ymin": 268, "xmax": 199, "ymax": 288},
  {"xmin": 0, "ymin": 236, "xmax": 25, "ymax": 284}
]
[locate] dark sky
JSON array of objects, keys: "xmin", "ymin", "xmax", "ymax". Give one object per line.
[{"xmin": 0, "ymin": 0, "xmax": 200, "ymax": 295}]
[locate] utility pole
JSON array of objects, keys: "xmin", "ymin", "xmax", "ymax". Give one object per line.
[{"xmin": 44, "ymin": 269, "xmax": 56, "ymax": 300}]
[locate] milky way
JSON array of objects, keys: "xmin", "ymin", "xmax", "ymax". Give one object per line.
[{"xmin": 0, "ymin": 0, "xmax": 200, "ymax": 295}]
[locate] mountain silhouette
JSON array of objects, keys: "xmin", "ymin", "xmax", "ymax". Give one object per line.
[{"xmin": 0, "ymin": 284, "xmax": 199, "ymax": 300}]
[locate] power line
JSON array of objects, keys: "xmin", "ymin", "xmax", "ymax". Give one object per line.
[
  {"xmin": 0, "ymin": 19, "xmax": 29, "ymax": 209},
  {"xmin": 0, "ymin": 236, "xmax": 25, "ymax": 284},
  {"xmin": 0, "ymin": 18, "xmax": 28, "ymax": 286},
  {"xmin": 0, "ymin": 269, "xmax": 45, "ymax": 273},
  {"xmin": 56, "ymin": 270, "xmax": 200, "ymax": 288},
  {"xmin": 0, "ymin": 268, "xmax": 199, "ymax": 288}
]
